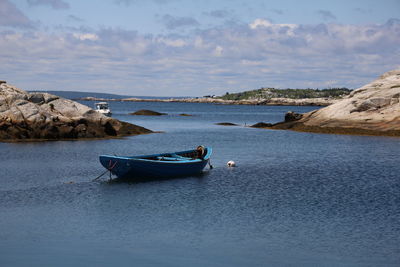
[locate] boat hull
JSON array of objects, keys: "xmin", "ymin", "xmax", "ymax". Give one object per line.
[{"xmin": 99, "ymin": 148, "xmax": 212, "ymax": 179}]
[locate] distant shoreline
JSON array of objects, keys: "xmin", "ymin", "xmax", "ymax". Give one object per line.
[{"xmin": 74, "ymin": 96, "xmax": 340, "ymax": 106}]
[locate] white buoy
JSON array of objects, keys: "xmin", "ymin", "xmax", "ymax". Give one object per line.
[{"xmin": 227, "ymin": 160, "xmax": 236, "ymax": 167}]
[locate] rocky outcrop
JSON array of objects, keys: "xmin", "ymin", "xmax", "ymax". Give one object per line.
[
  {"xmin": 129, "ymin": 109, "xmax": 166, "ymax": 116},
  {"xmin": 271, "ymin": 70, "xmax": 400, "ymax": 136},
  {"xmin": 284, "ymin": 111, "xmax": 303, "ymax": 122},
  {"xmin": 0, "ymin": 82, "xmax": 152, "ymax": 141}
]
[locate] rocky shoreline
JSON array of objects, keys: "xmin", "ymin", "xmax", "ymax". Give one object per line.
[
  {"xmin": 75, "ymin": 96, "xmax": 339, "ymax": 106},
  {"xmin": 254, "ymin": 70, "xmax": 400, "ymax": 137},
  {"xmin": 0, "ymin": 82, "xmax": 152, "ymax": 142},
  {"xmin": 3, "ymin": 69, "xmax": 398, "ymax": 140}
]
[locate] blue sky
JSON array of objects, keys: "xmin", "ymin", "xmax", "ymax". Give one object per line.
[{"xmin": 1, "ymin": 0, "xmax": 399, "ymax": 96}]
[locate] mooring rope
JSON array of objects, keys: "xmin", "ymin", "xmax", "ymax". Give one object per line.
[
  {"xmin": 92, "ymin": 169, "xmax": 109, "ymax": 181},
  {"xmin": 92, "ymin": 160, "xmax": 117, "ymax": 181}
]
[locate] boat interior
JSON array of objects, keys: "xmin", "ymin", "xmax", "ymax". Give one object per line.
[{"xmin": 137, "ymin": 149, "xmax": 207, "ymax": 161}]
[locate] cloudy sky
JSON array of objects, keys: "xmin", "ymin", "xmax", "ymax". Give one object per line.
[{"xmin": 1, "ymin": 0, "xmax": 399, "ymax": 96}]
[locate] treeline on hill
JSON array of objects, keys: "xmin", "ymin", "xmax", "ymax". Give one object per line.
[{"xmin": 219, "ymin": 87, "xmax": 352, "ymax": 100}]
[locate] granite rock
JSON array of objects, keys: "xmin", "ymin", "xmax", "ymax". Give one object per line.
[
  {"xmin": 272, "ymin": 70, "xmax": 400, "ymax": 136},
  {"xmin": 0, "ymin": 82, "xmax": 152, "ymax": 141}
]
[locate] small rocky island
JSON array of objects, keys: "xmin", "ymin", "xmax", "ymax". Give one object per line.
[
  {"xmin": 0, "ymin": 81, "xmax": 152, "ymax": 141},
  {"xmin": 215, "ymin": 122, "xmax": 239, "ymax": 126},
  {"xmin": 269, "ymin": 70, "xmax": 400, "ymax": 136},
  {"xmin": 130, "ymin": 109, "xmax": 166, "ymax": 116}
]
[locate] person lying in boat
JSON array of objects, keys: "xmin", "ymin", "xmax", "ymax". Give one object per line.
[{"xmin": 196, "ymin": 145, "xmax": 205, "ymax": 159}]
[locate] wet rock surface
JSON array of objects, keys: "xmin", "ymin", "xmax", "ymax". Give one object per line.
[
  {"xmin": 284, "ymin": 111, "xmax": 303, "ymax": 122},
  {"xmin": 250, "ymin": 122, "xmax": 273, "ymax": 128}
]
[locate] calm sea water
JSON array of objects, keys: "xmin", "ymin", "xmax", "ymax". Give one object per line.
[{"xmin": 1, "ymin": 98, "xmax": 399, "ymax": 267}]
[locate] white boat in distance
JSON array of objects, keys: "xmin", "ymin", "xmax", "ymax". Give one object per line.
[{"xmin": 95, "ymin": 102, "xmax": 112, "ymax": 116}]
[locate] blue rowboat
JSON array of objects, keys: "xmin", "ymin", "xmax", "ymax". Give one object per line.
[{"xmin": 99, "ymin": 146, "xmax": 212, "ymax": 179}]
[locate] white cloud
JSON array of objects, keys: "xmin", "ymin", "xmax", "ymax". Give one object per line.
[
  {"xmin": 249, "ymin": 18, "xmax": 298, "ymax": 37},
  {"xmin": 241, "ymin": 60, "xmax": 263, "ymax": 66},
  {"xmin": 214, "ymin": 45, "xmax": 223, "ymax": 56},
  {"xmin": 249, "ymin": 18, "xmax": 272, "ymax": 29},
  {"xmin": 157, "ymin": 37, "xmax": 186, "ymax": 47},
  {"xmin": 0, "ymin": 19, "xmax": 399, "ymax": 96},
  {"xmin": 194, "ymin": 36, "xmax": 204, "ymax": 48},
  {"xmin": 73, "ymin": 33, "xmax": 99, "ymax": 41}
]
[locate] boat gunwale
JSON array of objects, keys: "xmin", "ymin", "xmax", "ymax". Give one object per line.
[{"xmin": 99, "ymin": 147, "xmax": 212, "ymax": 164}]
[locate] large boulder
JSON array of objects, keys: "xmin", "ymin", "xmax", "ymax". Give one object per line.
[
  {"xmin": 0, "ymin": 82, "xmax": 152, "ymax": 141},
  {"xmin": 272, "ymin": 70, "xmax": 400, "ymax": 136},
  {"xmin": 284, "ymin": 111, "xmax": 303, "ymax": 122}
]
